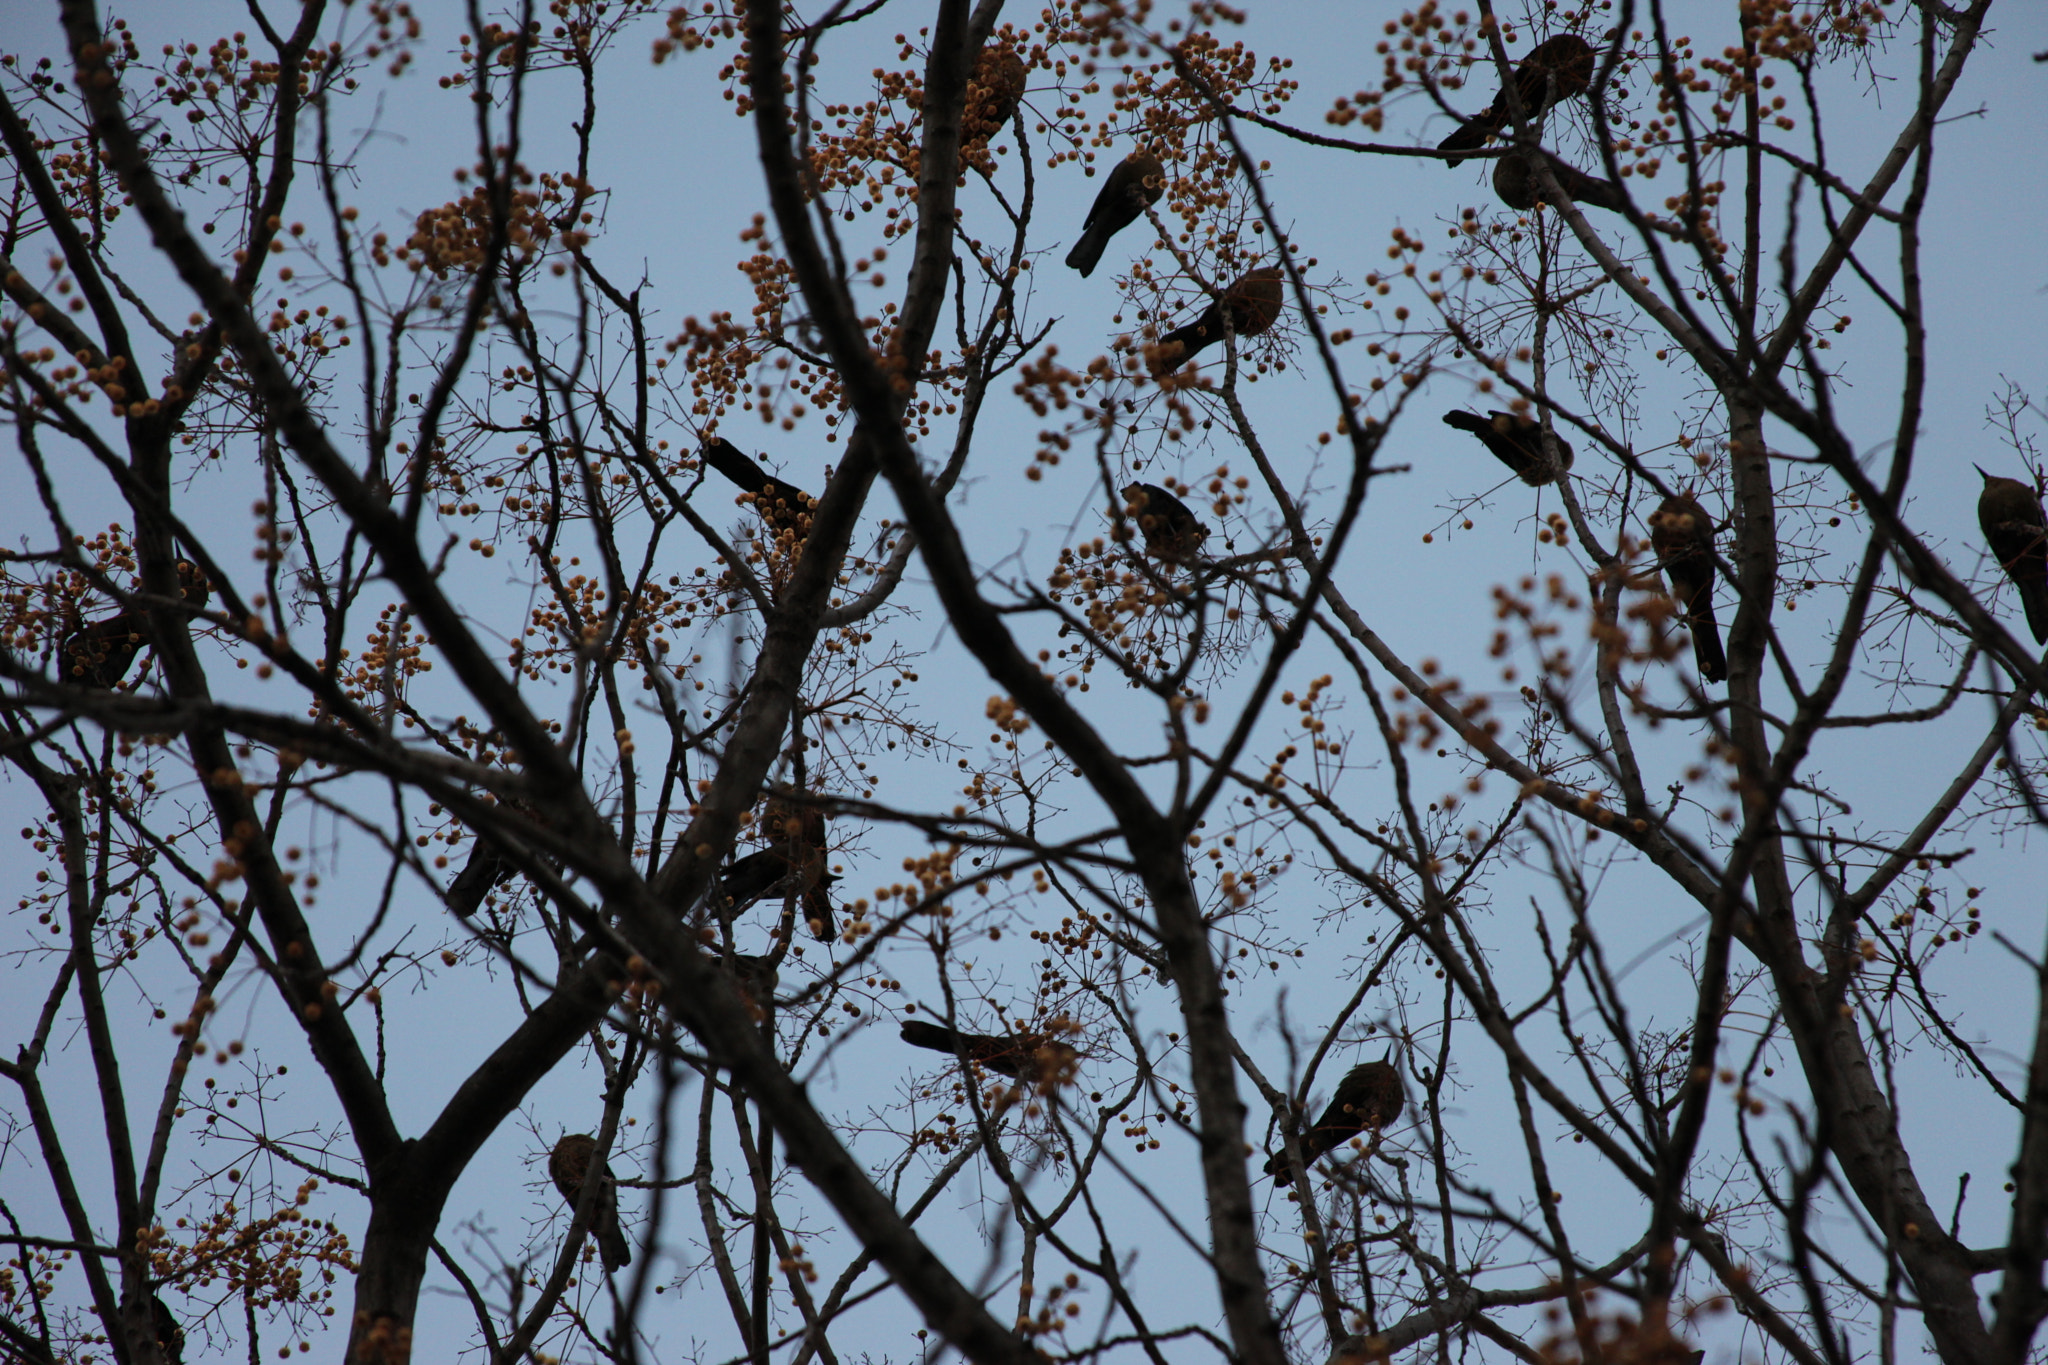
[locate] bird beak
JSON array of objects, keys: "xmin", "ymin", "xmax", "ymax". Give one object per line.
[{"xmin": 1975, "ymin": 465, "xmax": 1993, "ymax": 481}]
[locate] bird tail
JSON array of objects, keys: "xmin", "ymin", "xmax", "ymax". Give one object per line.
[
  {"xmin": 447, "ymin": 840, "xmax": 513, "ymax": 918},
  {"xmin": 1065, "ymin": 223, "xmax": 1109, "ymax": 277},
  {"xmin": 1150, "ymin": 320, "xmax": 1211, "ymax": 375},
  {"xmin": 1554, "ymin": 163, "xmax": 1628, "ymax": 213},
  {"xmin": 2019, "ymin": 578, "xmax": 2048, "ymax": 645},
  {"xmin": 1688, "ymin": 598, "xmax": 1728, "ymax": 684},
  {"xmin": 1436, "ymin": 114, "xmax": 1498, "ymax": 168},
  {"xmin": 900, "ymin": 1020, "xmax": 960, "ymax": 1055},
  {"xmin": 598, "ymin": 1215, "xmax": 632, "ymax": 1272},
  {"xmin": 804, "ymin": 881, "xmax": 837, "ymax": 942}
]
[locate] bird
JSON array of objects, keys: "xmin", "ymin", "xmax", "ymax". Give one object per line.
[
  {"xmin": 1649, "ymin": 493, "xmax": 1728, "ymax": 684},
  {"xmin": 1492, "ymin": 146, "xmax": 1627, "ymax": 214},
  {"xmin": 446, "ymin": 837, "xmax": 516, "ymax": 919},
  {"xmin": 1149, "ymin": 265, "xmax": 1286, "ymax": 374},
  {"xmin": 1438, "ymin": 33, "xmax": 1596, "ymax": 167},
  {"xmin": 1264, "ymin": 1055, "xmax": 1405, "ymax": 1181},
  {"xmin": 57, "ymin": 560, "xmax": 210, "ymax": 690},
  {"xmin": 1065, "ymin": 149, "xmax": 1166, "ymax": 278},
  {"xmin": 58, "ymin": 612, "xmax": 148, "ymax": 689},
  {"xmin": 150, "ymin": 1293, "xmax": 185, "ymax": 1365},
  {"xmin": 549, "ymin": 1133, "xmax": 631, "ymax": 1272},
  {"xmin": 1977, "ymin": 466, "xmax": 2048, "ymax": 644},
  {"xmin": 1121, "ymin": 482, "xmax": 1210, "ymax": 562},
  {"xmin": 698, "ymin": 437, "xmax": 818, "ymax": 539},
  {"xmin": 899, "ymin": 1019, "xmax": 1075, "ymax": 1082},
  {"xmin": 716, "ymin": 802, "xmax": 837, "ymax": 940},
  {"xmin": 964, "ymin": 46, "xmax": 1028, "ymax": 150},
  {"xmin": 1442, "ymin": 409, "xmax": 1575, "ymax": 485}
]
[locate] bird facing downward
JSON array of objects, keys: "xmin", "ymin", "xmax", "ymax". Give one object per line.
[
  {"xmin": 1649, "ymin": 493, "xmax": 1728, "ymax": 685},
  {"xmin": 1442, "ymin": 409, "xmax": 1575, "ymax": 486},
  {"xmin": 1265, "ymin": 1056, "xmax": 1405, "ymax": 1181},
  {"xmin": 1121, "ymin": 482, "xmax": 1210, "ymax": 562},
  {"xmin": 1977, "ymin": 466, "xmax": 2048, "ymax": 644},
  {"xmin": 550, "ymin": 1133, "xmax": 631, "ymax": 1272},
  {"xmin": 1149, "ymin": 266, "xmax": 1286, "ymax": 375},
  {"xmin": 1066, "ymin": 149, "xmax": 1166, "ymax": 278},
  {"xmin": 1438, "ymin": 33, "xmax": 1596, "ymax": 167}
]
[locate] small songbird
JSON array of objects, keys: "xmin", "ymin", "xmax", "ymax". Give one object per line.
[
  {"xmin": 1492, "ymin": 147, "xmax": 1627, "ymax": 214},
  {"xmin": 1977, "ymin": 466, "xmax": 2048, "ymax": 644},
  {"xmin": 549, "ymin": 1133, "xmax": 631, "ymax": 1272},
  {"xmin": 716, "ymin": 803, "xmax": 837, "ymax": 940},
  {"xmin": 1649, "ymin": 493, "xmax": 1728, "ymax": 684},
  {"xmin": 1150, "ymin": 266, "xmax": 1286, "ymax": 374},
  {"xmin": 1065, "ymin": 149, "xmax": 1166, "ymax": 278},
  {"xmin": 1121, "ymin": 482, "xmax": 1210, "ymax": 562},
  {"xmin": 58, "ymin": 560, "xmax": 210, "ymax": 690},
  {"xmin": 899, "ymin": 1018, "xmax": 1075, "ymax": 1082},
  {"xmin": 699, "ymin": 437, "xmax": 818, "ymax": 539},
  {"xmin": 964, "ymin": 46, "xmax": 1028, "ymax": 149},
  {"xmin": 1442, "ymin": 409, "xmax": 1575, "ymax": 486},
  {"xmin": 1438, "ymin": 33, "xmax": 1596, "ymax": 167},
  {"xmin": 1264, "ymin": 1055, "xmax": 1405, "ymax": 1181}
]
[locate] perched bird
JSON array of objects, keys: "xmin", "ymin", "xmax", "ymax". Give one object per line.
[
  {"xmin": 1264, "ymin": 1055, "xmax": 1405, "ymax": 1181},
  {"xmin": 58, "ymin": 613, "xmax": 149, "ymax": 689},
  {"xmin": 1065, "ymin": 149, "xmax": 1166, "ymax": 278},
  {"xmin": 1649, "ymin": 493, "xmax": 1728, "ymax": 684},
  {"xmin": 900, "ymin": 1019, "xmax": 1076, "ymax": 1082},
  {"xmin": 1977, "ymin": 466, "xmax": 2048, "ymax": 644},
  {"xmin": 549, "ymin": 1133, "xmax": 631, "ymax": 1272},
  {"xmin": 1121, "ymin": 482, "xmax": 1210, "ymax": 562},
  {"xmin": 1149, "ymin": 266, "xmax": 1286, "ymax": 374},
  {"xmin": 699, "ymin": 437, "xmax": 817, "ymax": 538},
  {"xmin": 57, "ymin": 560, "xmax": 210, "ymax": 690},
  {"xmin": 150, "ymin": 1292, "xmax": 185, "ymax": 1365},
  {"xmin": 716, "ymin": 803, "xmax": 837, "ymax": 940},
  {"xmin": 964, "ymin": 46, "xmax": 1028, "ymax": 149},
  {"xmin": 1442, "ymin": 409, "xmax": 1575, "ymax": 486},
  {"xmin": 1493, "ymin": 146, "xmax": 1627, "ymax": 214},
  {"xmin": 1438, "ymin": 33, "xmax": 1596, "ymax": 167},
  {"xmin": 446, "ymin": 837, "xmax": 516, "ymax": 919}
]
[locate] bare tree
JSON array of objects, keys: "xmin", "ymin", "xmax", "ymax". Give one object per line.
[{"xmin": 1, "ymin": 1, "xmax": 2042, "ymax": 1363}]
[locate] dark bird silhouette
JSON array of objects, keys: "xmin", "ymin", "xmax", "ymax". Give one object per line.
[
  {"xmin": 900, "ymin": 1019, "xmax": 1076, "ymax": 1082},
  {"xmin": 1442, "ymin": 409, "xmax": 1575, "ymax": 485},
  {"xmin": 1121, "ymin": 482, "xmax": 1210, "ymax": 562},
  {"xmin": 1150, "ymin": 265, "xmax": 1286, "ymax": 374},
  {"xmin": 717, "ymin": 803, "xmax": 837, "ymax": 940},
  {"xmin": 1650, "ymin": 493, "xmax": 1727, "ymax": 684},
  {"xmin": 1066, "ymin": 149, "xmax": 1166, "ymax": 278},
  {"xmin": 1438, "ymin": 33, "xmax": 1596, "ymax": 167},
  {"xmin": 699, "ymin": 437, "xmax": 817, "ymax": 538},
  {"xmin": 1493, "ymin": 146, "xmax": 1627, "ymax": 214},
  {"xmin": 965, "ymin": 46, "xmax": 1028, "ymax": 149},
  {"xmin": 1977, "ymin": 466, "xmax": 2048, "ymax": 644},
  {"xmin": 446, "ymin": 837, "xmax": 516, "ymax": 919},
  {"xmin": 150, "ymin": 1293, "xmax": 185, "ymax": 1365},
  {"xmin": 58, "ymin": 560, "xmax": 210, "ymax": 690},
  {"xmin": 550, "ymin": 1133, "xmax": 631, "ymax": 1272},
  {"xmin": 1264, "ymin": 1056, "xmax": 1405, "ymax": 1181}
]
